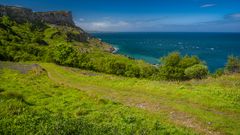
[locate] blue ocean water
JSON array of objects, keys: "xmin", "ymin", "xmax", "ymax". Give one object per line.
[{"xmin": 92, "ymin": 32, "xmax": 240, "ymax": 72}]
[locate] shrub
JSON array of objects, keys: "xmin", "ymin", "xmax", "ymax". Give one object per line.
[
  {"xmin": 159, "ymin": 52, "xmax": 183, "ymax": 80},
  {"xmin": 159, "ymin": 52, "xmax": 207, "ymax": 80},
  {"xmin": 225, "ymin": 55, "xmax": 240, "ymax": 73},
  {"xmin": 52, "ymin": 44, "xmax": 78, "ymax": 66},
  {"xmin": 184, "ymin": 64, "xmax": 208, "ymax": 79}
]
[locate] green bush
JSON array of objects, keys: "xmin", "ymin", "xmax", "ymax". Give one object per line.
[
  {"xmin": 52, "ymin": 44, "xmax": 78, "ymax": 66},
  {"xmin": 184, "ymin": 64, "xmax": 208, "ymax": 79},
  {"xmin": 225, "ymin": 55, "xmax": 240, "ymax": 73},
  {"xmin": 159, "ymin": 52, "xmax": 208, "ymax": 80},
  {"xmin": 212, "ymin": 68, "xmax": 225, "ymax": 78}
]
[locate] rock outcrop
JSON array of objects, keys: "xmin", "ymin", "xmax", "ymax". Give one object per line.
[
  {"xmin": 35, "ymin": 11, "xmax": 75, "ymax": 26},
  {"xmin": 0, "ymin": 5, "xmax": 75, "ymax": 26}
]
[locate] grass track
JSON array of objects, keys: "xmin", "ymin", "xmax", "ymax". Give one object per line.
[
  {"xmin": 0, "ymin": 61, "xmax": 240, "ymax": 134},
  {"xmin": 40, "ymin": 63, "xmax": 240, "ymax": 135}
]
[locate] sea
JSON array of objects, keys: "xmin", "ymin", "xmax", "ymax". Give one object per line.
[{"xmin": 91, "ymin": 32, "xmax": 240, "ymax": 72}]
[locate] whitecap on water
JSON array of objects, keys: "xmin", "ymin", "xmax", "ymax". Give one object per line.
[
  {"xmin": 113, "ymin": 47, "xmax": 119, "ymax": 53},
  {"xmin": 178, "ymin": 42, "xmax": 183, "ymax": 45}
]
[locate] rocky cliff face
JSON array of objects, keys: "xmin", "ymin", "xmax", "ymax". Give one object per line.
[
  {"xmin": 35, "ymin": 11, "xmax": 75, "ymax": 26},
  {"xmin": 0, "ymin": 5, "xmax": 75, "ymax": 26}
]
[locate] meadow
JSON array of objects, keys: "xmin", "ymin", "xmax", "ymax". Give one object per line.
[{"xmin": 0, "ymin": 61, "xmax": 239, "ymax": 134}]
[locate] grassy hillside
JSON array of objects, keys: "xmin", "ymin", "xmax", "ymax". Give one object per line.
[
  {"xmin": 0, "ymin": 62, "xmax": 194, "ymax": 135},
  {"xmin": 1, "ymin": 61, "xmax": 240, "ymax": 134},
  {"xmin": 0, "ymin": 15, "xmax": 158, "ymax": 79}
]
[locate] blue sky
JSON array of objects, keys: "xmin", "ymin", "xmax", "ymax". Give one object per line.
[{"xmin": 1, "ymin": 0, "xmax": 240, "ymax": 32}]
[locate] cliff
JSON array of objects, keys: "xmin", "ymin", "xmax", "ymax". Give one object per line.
[
  {"xmin": 0, "ymin": 5, "xmax": 115, "ymax": 52},
  {"xmin": 0, "ymin": 5, "xmax": 75, "ymax": 27}
]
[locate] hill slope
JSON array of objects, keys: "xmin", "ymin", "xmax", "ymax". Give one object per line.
[
  {"xmin": 0, "ymin": 5, "xmax": 114, "ymax": 52},
  {"xmin": 0, "ymin": 5, "xmax": 158, "ymax": 79},
  {"xmin": 0, "ymin": 61, "xmax": 194, "ymax": 135},
  {"xmin": 1, "ymin": 61, "xmax": 240, "ymax": 134}
]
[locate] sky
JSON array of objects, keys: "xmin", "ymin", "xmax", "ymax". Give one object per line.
[{"xmin": 1, "ymin": 0, "xmax": 240, "ymax": 32}]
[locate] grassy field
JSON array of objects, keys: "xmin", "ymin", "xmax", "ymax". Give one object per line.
[{"xmin": 0, "ymin": 62, "xmax": 240, "ymax": 134}]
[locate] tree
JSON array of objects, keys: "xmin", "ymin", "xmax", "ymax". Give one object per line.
[
  {"xmin": 225, "ymin": 55, "xmax": 240, "ymax": 73},
  {"xmin": 52, "ymin": 44, "xmax": 78, "ymax": 66}
]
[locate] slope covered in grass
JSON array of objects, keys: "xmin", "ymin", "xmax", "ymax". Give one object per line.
[
  {"xmin": 0, "ymin": 15, "xmax": 158, "ymax": 79},
  {"xmin": 39, "ymin": 63, "xmax": 240, "ymax": 135},
  {"xmin": 0, "ymin": 62, "xmax": 194, "ymax": 135},
  {"xmin": 1, "ymin": 61, "xmax": 239, "ymax": 134}
]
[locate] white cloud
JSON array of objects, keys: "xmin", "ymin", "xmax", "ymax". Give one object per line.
[
  {"xmin": 200, "ymin": 4, "xmax": 216, "ymax": 8},
  {"xmin": 77, "ymin": 20, "xmax": 130, "ymax": 31},
  {"xmin": 227, "ymin": 13, "xmax": 240, "ymax": 20},
  {"xmin": 79, "ymin": 18, "xmax": 85, "ymax": 22}
]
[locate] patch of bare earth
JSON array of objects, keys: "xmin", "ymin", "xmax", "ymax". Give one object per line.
[{"xmin": 133, "ymin": 101, "xmax": 221, "ymax": 135}]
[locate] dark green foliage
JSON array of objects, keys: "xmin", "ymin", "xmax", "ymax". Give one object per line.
[
  {"xmin": 0, "ymin": 88, "xmax": 4, "ymax": 93},
  {"xmin": 0, "ymin": 16, "xmax": 48, "ymax": 61},
  {"xmin": 225, "ymin": 55, "xmax": 240, "ymax": 73},
  {"xmin": 212, "ymin": 68, "xmax": 225, "ymax": 78},
  {"xmin": 52, "ymin": 44, "xmax": 78, "ymax": 66},
  {"xmin": 4, "ymin": 91, "xmax": 25, "ymax": 101},
  {"xmin": 184, "ymin": 64, "xmax": 208, "ymax": 79},
  {"xmin": 159, "ymin": 52, "xmax": 208, "ymax": 80},
  {"xmin": 48, "ymin": 43, "xmax": 157, "ymax": 78}
]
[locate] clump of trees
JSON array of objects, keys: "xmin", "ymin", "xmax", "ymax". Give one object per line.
[
  {"xmin": 50, "ymin": 44, "xmax": 157, "ymax": 78},
  {"xmin": 184, "ymin": 64, "xmax": 208, "ymax": 79},
  {"xmin": 158, "ymin": 52, "xmax": 208, "ymax": 80}
]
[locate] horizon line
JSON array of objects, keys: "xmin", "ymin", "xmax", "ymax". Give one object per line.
[{"xmin": 88, "ymin": 31, "xmax": 240, "ymax": 33}]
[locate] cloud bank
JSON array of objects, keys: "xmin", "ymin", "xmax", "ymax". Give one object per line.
[
  {"xmin": 200, "ymin": 4, "xmax": 216, "ymax": 8},
  {"xmin": 76, "ymin": 13, "xmax": 240, "ymax": 32},
  {"xmin": 76, "ymin": 19, "xmax": 130, "ymax": 32}
]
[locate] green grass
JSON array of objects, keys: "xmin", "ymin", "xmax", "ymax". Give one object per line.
[
  {"xmin": 1, "ymin": 62, "xmax": 240, "ymax": 134},
  {"xmin": 40, "ymin": 63, "xmax": 240, "ymax": 135},
  {"xmin": 0, "ymin": 66, "xmax": 193, "ymax": 135}
]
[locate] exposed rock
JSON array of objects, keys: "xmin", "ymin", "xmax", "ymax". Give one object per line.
[
  {"xmin": 0, "ymin": 5, "xmax": 75, "ymax": 27},
  {"xmin": 67, "ymin": 32, "xmax": 88, "ymax": 42},
  {"xmin": 0, "ymin": 61, "xmax": 45, "ymax": 74},
  {"xmin": 35, "ymin": 11, "xmax": 75, "ymax": 26}
]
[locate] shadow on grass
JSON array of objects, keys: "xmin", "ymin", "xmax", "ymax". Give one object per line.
[{"xmin": 2, "ymin": 91, "xmax": 34, "ymax": 106}]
